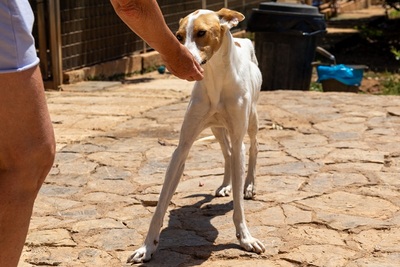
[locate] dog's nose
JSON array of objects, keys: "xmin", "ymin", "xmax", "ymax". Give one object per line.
[{"xmin": 200, "ymin": 59, "xmax": 207, "ymax": 65}]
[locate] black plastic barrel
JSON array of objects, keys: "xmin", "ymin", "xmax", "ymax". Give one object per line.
[{"xmin": 247, "ymin": 2, "xmax": 326, "ymax": 90}]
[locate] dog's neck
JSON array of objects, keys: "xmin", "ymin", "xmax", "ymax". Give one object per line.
[
  {"xmin": 195, "ymin": 29, "xmax": 242, "ymax": 111},
  {"xmin": 201, "ymin": 29, "xmax": 238, "ymax": 84}
]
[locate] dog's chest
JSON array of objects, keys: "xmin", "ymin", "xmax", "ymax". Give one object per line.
[
  {"xmin": 208, "ymin": 110, "xmax": 226, "ymax": 125},
  {"xmin": 204, "ymin": 100, "xmax": 237, "ymax": 129}
]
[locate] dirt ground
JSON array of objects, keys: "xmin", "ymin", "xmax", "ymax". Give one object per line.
[{"xmin": 317, "ymin": 10, "xmax": 400, "ymax": 94}]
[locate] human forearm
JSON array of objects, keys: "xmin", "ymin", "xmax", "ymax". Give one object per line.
[
  {"xmin": 110, "ymin": 0, "xmax": 203, "ymax": 81},
  {"xmin": 110, "ymin": 0, "xmax": 178, "ymax": 56}
]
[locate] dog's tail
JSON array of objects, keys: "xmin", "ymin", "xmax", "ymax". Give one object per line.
[
  {"xmin": 250, "ymin": 47, "xmax": 258, "ymax": 66},
  {"xmin": 247, "ymin": 39, "xmax": 258, "ymax": 66}
]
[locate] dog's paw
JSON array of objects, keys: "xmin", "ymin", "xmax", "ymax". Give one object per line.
[
  {"xmin": 238, "ymin": 236, "xmax": 265, "ymax": 254},
  {"xmin": 244, "ymin": 183, "xmax": 255, "ymax": 199},
  {"xmin": 215, "ymin": 185, "xmax": 231, "ymax": 197},
  {"xmin": 127, "ymin": 245, "xmax": 154, "ymax": 264}
]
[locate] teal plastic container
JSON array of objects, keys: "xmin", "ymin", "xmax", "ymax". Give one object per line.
[{"xmin": 317, "ymin": 64, "xmax": 365, "ymax": 86}]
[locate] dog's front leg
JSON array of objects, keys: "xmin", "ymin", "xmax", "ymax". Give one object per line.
[
  {"xmin": 231, "ymin": 139, "xmax": 265, "ymax": 254},
  {"xmin": 127, "ymin": 99, "xmax": 207, "ymax": 263},
  {"xmin": 127, "ymin": 146, "xmax": 187, "ymax": 263}
]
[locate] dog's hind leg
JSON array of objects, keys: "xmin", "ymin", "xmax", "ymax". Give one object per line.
[
  {"xmin": 211, "ymin": 127, "xmax": 232, "ymax": 197},
  {"xmin": 244, "ymin": 109, "xmax": 259, "ymax": 199}
]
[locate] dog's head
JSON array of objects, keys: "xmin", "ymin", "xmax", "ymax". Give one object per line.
[{"xmin": 176, "ymin": 8, "xmax": 244, "ymax": 65}]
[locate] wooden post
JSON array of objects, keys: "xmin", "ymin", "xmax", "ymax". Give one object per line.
[{"xmin": 48, "ymin": 0, "xmax": 62, "ymax": 89}]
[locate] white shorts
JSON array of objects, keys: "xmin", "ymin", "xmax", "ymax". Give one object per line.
[{"xmin": 0, "ymin": 0, "xmax": 39, "ymax": 73}]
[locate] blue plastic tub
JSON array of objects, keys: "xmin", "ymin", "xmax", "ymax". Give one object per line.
[
  {"xmin": 316, "ymin": 64, "xmax": 368, "ymax": 92},
  {"xmin": 317, "ymin": 64, "xmax": 365, "ymax": 86}
]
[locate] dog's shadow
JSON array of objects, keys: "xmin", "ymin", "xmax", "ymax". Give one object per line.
[{"xmin": 138, "ymin": 194, "xmax": 241, "ymax": 266}]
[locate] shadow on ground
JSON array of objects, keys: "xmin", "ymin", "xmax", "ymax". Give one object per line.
[{"xmin": 137, "ymin": 194, "xmax": 243, "ymax": 267}]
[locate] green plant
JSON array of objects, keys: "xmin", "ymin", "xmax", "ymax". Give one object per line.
[
  {"xmin": 310, "ymin": 82, "xmax": 323, "ymax": 92},
  {"xmin": 381, "ymin": 75, "xmax": 400, "ymax": 95},
  {"xmin": 85, "ymin": 71, "xmax": 141, "ymax": 81},
  {"xmin": 86, "ymin": 74, "xmax": 107, "ymax": 81},
  {"xmin": 356, "ymin": 25, "xmax": 383, "ymax": 40},
  {"xmin": 388, "ymin": 9, "xmax": 400, "ymax": 19},
  {"xmin": 391, "ymin": 47, "xmax": 400, "ymax": 61}
]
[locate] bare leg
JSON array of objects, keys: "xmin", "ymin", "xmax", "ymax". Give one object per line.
[{"xmin": 0, "ymin": 66, "xmax": 55, "ymax": 267}]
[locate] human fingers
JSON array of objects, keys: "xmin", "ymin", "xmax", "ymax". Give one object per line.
[
  {"xmin": 192, "ymin": 60, "xmax": 204, "ymax": 81},
  {"xmin": 190, "ymin": 71, "xmax": 203, "ymax": 81},
  {"xmin": 184, "ymin": 65, "xmax": 203, "ymax": 81},
  {"xmin": 161, "ymin": 45, "xmax": 204, "ymax": 81},
  {"xmin": 182, "ymin": 58, "xmax": 203, "ymax": 81},
  {"xmin": 164, "ymin": 60, "xmax": 202, "ymax": 81}
]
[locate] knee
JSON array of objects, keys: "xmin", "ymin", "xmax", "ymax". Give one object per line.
[
  {"xmin": 1, "ymin": 138, "xmax": 55, "ymax": 197},
  {"xmin": 31, "ymin": 139, "xmax": 56, "ymax": 182},
  {"xmin": 24, "ymin": 139, "xmax": 56, "ymax": 187}
]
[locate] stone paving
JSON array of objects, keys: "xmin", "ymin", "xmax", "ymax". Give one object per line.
[{"xmin": 19, "ymin": 76, "xmax": 400, "ymax": 267}]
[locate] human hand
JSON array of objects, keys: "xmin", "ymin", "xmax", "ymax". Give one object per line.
[
  {"xmin": 161, "ymin": 44, "xmax": 204, "ymax": 81},
  {"xmin": 110, "ymin": 0, "xmax": 203, "ymax": 81}
]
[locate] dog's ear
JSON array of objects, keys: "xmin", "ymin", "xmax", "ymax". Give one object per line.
[{"xmin": 217, "ymin": 8, "xmax": 245, "ymax": 29}]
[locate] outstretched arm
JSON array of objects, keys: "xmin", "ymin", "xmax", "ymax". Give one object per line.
[{"xmin": 110, "ymin": 0, "xmax": 203, "ymax": 81}]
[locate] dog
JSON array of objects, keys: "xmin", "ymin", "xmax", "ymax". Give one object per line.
[{"xmin": 128, "ymin": 8, "xmax": 265, "ymax": 263}]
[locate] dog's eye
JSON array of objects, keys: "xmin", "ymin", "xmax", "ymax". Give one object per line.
[
  {"xmin": 197, "ymin": 30, "xmax": 206, "ymax": 37},
  {"xmin": 176, "ymin": 34, "xmax": 183, "ymax": 42}
]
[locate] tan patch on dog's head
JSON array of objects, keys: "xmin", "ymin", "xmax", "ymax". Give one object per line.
[
  {"xmin": 176, "ymin": 10, "xmax": 225, "ymax": 64},
  {"xmin": 176, "ymin": 9, "xmax": 245, "ymax": 64},
  {"xmin": 234, "ymin": 42, "xmax": 241, "ymax": 48}
]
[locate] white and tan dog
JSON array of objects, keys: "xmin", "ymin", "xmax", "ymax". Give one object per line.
[{"xmin": 128, "ymin": 8, "xmax": 264, "ymax": 263}]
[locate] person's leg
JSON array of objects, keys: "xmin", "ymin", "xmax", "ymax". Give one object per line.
[{"xmin": 0, "ymin": 65, "xmax": 55, "ymax": 266}]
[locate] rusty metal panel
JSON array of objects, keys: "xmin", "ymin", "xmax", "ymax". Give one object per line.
[
  {"xmin": 228, "ymin": 0, "xmax": 245, "ymax": 9},
  {"xmin": 31, "ymin": 0, "xmax": 263, "ymax": 73},
  {"xmin": 60, "ymin": 0, "xmax": 142, "ymax": 71},
  {"xmin": 206, "ymin": 0, "xmax": 225, "ymax": 10}
]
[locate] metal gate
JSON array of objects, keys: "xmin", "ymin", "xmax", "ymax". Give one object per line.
[{"xmin": 30, "ymin": 0, "xmax": 262, "ymax": 89}]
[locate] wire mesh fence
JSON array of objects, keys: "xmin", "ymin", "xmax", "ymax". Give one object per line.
[{"xmin": 31, "ymin": 0, "xmax": 262, "ymax": 73}]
